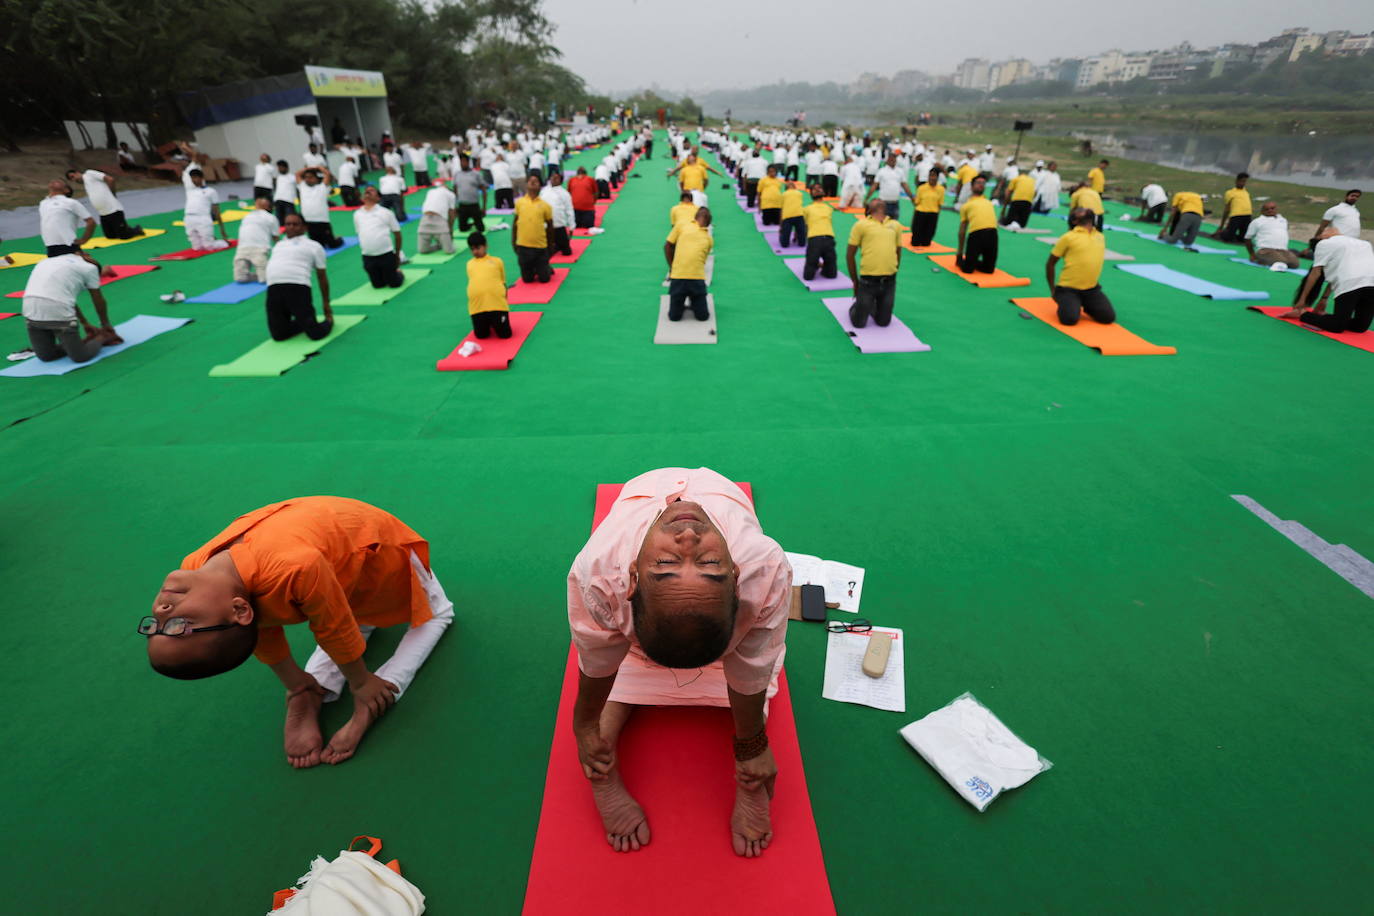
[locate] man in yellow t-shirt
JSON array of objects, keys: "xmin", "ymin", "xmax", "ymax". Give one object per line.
[
  {"xmin": 956, "ymin": 176, "xmax": 999, "ymax": 274},
  {"xmin": 779, "ymin": 182, "xmax": 807, "ymax": 249},
  {"xmin": 1001, "ymin": 171, "xmax": 1037, "ymax": 229},
  {"xmin": 757, "ymin": 164, "xmax": 785, "ymax": 226},
  {"xmin": 667, "ymin": 152, "xmax": 721, "ymax": 193},
  {"xmin": 802, "ymin": 183, "xmax": 838, "ymax": 280},
  {"xmin": 669, "ymin": 191, "xmax": 699, "ymax": 227},
  {"xmin": 1045, "ymin": 208, "xmax": 1115, "ymax": 327},
  {"xmin": 954, "ymin": 160, "xmax": 980, "ymax": 208},
  {"xmin": 910, "ymin": 170, "xmax": 945, "ymax": 247},
  {"xmin": 1213, "ymin": 172, "xmax": 1253, "ymax": 243},
  {"xmin": 1087, "ymin": 160, "xmax": 1108, "ymax": 194},
  {"xmin": 845, "ymin": 199, "xmax": 901, "ymax": 328},
  {"xmin": 1068, "ymin": 182, "xmax": 1105, "ymax": 231},
  {"xmin": 465, "ymin": 231, "xmax": 511, "ymax": 339},
  {"xmin": 512, "ymin": 174, "xmax": 554, "ymax": 283},
  {"xmin": 664, "ymin": 207, "xmax": 714, "ymax": 321},
  {"xmin": 1159, "ymin": 189, "xmax": 1206, "ymax": 248}
]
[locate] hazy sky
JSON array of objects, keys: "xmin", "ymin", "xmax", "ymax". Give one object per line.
[{"xmin": 540, "ymin": 0, "xmax": 1368, "ymax": 93}]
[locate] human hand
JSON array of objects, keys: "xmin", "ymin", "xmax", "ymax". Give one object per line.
[
  {"xmin": 735, "ymin": 745, "xmax": 777, "ymax": 798},
  {"xmin": 575, "ymin": 724, "xmax": 614, "ymax": 781},
  {"xmin": 349, "ymin": 671, "xmax": 399, "ymax": 718}
]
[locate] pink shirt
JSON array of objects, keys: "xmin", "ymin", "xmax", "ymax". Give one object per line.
[{"xmin": 567, "ymin": 467, "xmax": 792, "ymax": 696}]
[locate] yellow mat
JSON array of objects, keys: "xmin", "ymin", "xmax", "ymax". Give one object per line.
[
  {"xmin": 1, "ymin": 252, "xmax": 46, "ymax": 270},
  {"xmin": 82, "ymin": 228, "xmax": 167, "ymax": 249},
  {"xmin": 174, "ymin": 210, "xmax": 248, "ymax": 226},
  {"xmin": 1011, "ymin": 297, "xmax": 1176, "ymax": 355}
]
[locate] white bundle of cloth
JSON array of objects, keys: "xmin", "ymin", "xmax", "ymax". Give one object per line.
[
  {"xmin": 899, "ymin": 692, "xmax": 1051, "ymax": 812},
  {"xmin": 272, "ymin": 849, "xmax": 425, "ymax": 916}
]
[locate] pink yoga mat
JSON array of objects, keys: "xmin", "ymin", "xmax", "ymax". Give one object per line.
[
  {"xmin": 508, "ymin": 269, "xmax": 569, "ymax": 305},
  {"xmin": 1247, "ymin": 305, "xmax": 1374, "ymax": 353},
  {"xmin": 822, "ymin": 297, "xmax": 931, "ymax": 353},
  {"xmin": 550, "ymin": 238, "xmax": 592, "ymax": 265},
  {"xmin": 783, "ymin": 258, "xmax": 851, "ymax": 292},
  {"xmin": 434, "ymin": 312, "xmax": 542, "ymax": 370},
  {"xmin": 5, "ymin": 264, "xmax": 159, "ymax": 298},
  {"xmin": 521, "ymin": 482, "xmax": 836, "ymax": 916},
  {"xmin": 150, "ymin": 241, "xmax": 237, "ymax": 262}
]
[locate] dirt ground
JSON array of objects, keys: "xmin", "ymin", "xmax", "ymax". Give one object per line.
[{"xmin": 0, "ymin": 136, "xmax": 181, "ymax": 210}]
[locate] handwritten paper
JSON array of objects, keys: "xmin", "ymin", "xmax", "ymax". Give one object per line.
[{"xmin": 822, "ymin": 625, "xmax": 905, "ymax": 712}]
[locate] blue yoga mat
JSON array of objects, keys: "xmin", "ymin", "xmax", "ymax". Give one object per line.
[
  {"xmin": 325, "ymin": 236, "xmax": 360, "ymax": 257},
  {"xmin": 2, "ymin": 315, "xmax": 193, "ymax": 377},
  {"xmin": 1229, "ymin": 257, "xmax": 1307, "ymax": 277},
  {"xmin": 188, "ymin": 282, "xmax": 266, "ymax": 304},
  {"xmin": 1116, "ymin": 263, "xmax": 1269, "ymax": 301}
]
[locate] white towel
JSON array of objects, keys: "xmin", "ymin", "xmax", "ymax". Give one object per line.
[
  {"xmin": 273, "ymin": 850, "xmax": 425, "ymax": 916},
  {"xmin": 899, "ymin": 692, "xmax": 1051, "ymax": 812}
]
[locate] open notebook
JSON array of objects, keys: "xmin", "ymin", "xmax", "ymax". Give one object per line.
[{"xmin": 784, "ymin": 552, "xmax": 865, "ymax": 613}]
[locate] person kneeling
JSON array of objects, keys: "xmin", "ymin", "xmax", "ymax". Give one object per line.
[
  {"xmin": 263, "ymin": 213, "xmax": 333, "ymax": 341},
  {"xmin": 139, "ymin": 496, "xmax": 454, "ymax": 768},
  {"xmin": 353, "ymin": 187, "xmax": 405, "ymax": 289},
  {"xmin": 465, "ymin": 232, "xmax": 512, "ymax": 339},
  {"xmin": 1277, "ymin": 228, "xmax": 1374, "ymax": 334},
  {"xmin": 1046, "ymin": 207, "xmax": 1116, "ymax": 326},
  {"xmin": 664, "ymin": 207, "xmax": 714, "ymax": 321}
]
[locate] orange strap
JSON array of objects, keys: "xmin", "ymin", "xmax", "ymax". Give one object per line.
[{"xmin": 271, "ymin": 836, "xmax": 400, "ymax": 910}]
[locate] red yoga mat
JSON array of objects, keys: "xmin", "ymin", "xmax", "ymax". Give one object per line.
[
  {"xmin": 0, "ymin": 312, "xmax": 16, "ymax": 320},
  {"xmin": 508, "ymin": 269, "xmax": 569, "ymax": 305},
  {"xmin": 434, "ymin": 311, "xmax": 542, "ymax": 370},
  {"xmin": 5, "ymin": 264, "xmax": 159, "ymax": 298},
  {"xmin": 549, "ymin": 238, "xmax": 592, "ymax": 265},
  {"xmin": 150, "ymin": 240, "xmax": 238, "ymax": 261},
  {"xmin": 1247, "ymin": 305, "xmax": 1374, "ymax": 353},
  {"xmin": 521, "ymin": 483, "xmax": 836, "ymax": 916}
]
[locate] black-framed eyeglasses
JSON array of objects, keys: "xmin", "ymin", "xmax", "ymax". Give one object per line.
[
  {"xmin": 136, "ymin": 616, "xmax": 238, "ymax": 638},
  {"xmin": 827, "ymin": 618, "xmax": 873, "ymax": 633}
]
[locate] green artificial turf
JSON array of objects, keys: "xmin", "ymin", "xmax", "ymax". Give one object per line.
[{"xmin": 0, "ymin": 134, "xmax": 1370, "ymax": 915}]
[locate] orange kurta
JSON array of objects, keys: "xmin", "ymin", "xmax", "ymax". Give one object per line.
[{"xmin": 181, "ymin": 497, "xmax": 433, "ymax": 666}]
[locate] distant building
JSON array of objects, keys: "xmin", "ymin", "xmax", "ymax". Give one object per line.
[
  {"xmin": 1332, "ymin": 34, "xmax": 1373, "ymax": 56},
  {"xmin": 1289, "ymin": 32, "xmax": 1326, "ymax": 61},
  {"xmin": 954, "ymin": 58, "xmax": 991, "ymax": 91}
]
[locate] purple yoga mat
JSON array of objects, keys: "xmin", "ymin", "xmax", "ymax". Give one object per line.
[
  {"xmin": 822, "ymin": 297, "xmax": 931, "ymax": 354},
  {"xmin": 487, "ymin": 207, "xmax": 515, "ymax": 215},
  {"xmin": 764, "ymin": 233, "xmax": 805, "ymax": 256},
  {"xmin": 783, "ymin": 258, "xmax": 851, "ymax": 292}
]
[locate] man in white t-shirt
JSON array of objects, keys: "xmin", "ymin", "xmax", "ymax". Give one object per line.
[
  {"xmin": 741, "ymin": 148, "xmax": 769, "ymax": 208},
  {"xmin": 1243, "ymin": 202, "xmax": 1298, "ymax": 269},
  {"xmin": 21, "ymin": 253, "xmax": 121, "ymax": 360},
  {"xmin": 378, "ymin": 167, "xmax": 409, "ymax": 222},
  {"xmin": 1139, "ymin": 182, "xmax": 1169, "ymax": 223},
  {"xmin": 490, "ymin": 156, "xmax": 515, "ymax": 210},
  {"xmin": 865, "ymin": 153, "xmax": 914, "ymax": 220},
  {"xmin": 820, "ymin": 157, "xmax": 839, "ymax": 199},
  {"xmin": 302, "ymin": 144, "xmax": 327, "ymax": 171},
  {"xmin": 337, "ymin": 156, "xmax": 362, "ymax": 207},
  {"xmin": 417, "ymin": 180, "xmax": 457, "ymax": 255},
  {"xmin": 978, "ymin": 145, "xmax": 996, "ymax": 178},
  {"xmin": 263, "ymin": 213, "xmax": 333, "ymax": 342},
  {"xmin": 406, "ymin": 142, "xmax": 432, "ymax": 185},
  {"xmin": 65, "ymin": 168, "xmax": 143, "ymax": 239},
  {"xmin": 272, "ymin": 160, "xmax": 298, "ymax": 226},
  {"xmin": 253, "ymin": 154, "xmax": 277, "ymax": 205},
  {"xmin": 383, "ymin": 145, "xmax": 405, "ymax": 179},
  {"xmin": 1033, "ymin": 161, "xmax": 1062, "ymax": 215},
  {"xmin": 295, "ymin": 168, "xmax": 342, "ymax": 249},
  {"xmin": 1283, "ymin": 229, "xmax": 1374, "ymax": 333},
  {"xmin": 353, "ymin": 187, "xmax": 405, "ymax": 289},
  {"xmin": 39, "ymin": 180, "xmax": 97, "ymax": 257},
  {"xmin": 183, "ymin": 169, "xmax": 229, "ymax": 251},
  {"xmin": 540, "ymin": 170, "xmax": 575, "ymax": 257},
  {"xmin": 233, "ymin": 197, "xmax": 279, "ymax": 283},
  {"xmin": 838, "ymin": 156, "xmax": 866, "ymax": 209},
  {"xmin": 1300, "ymin": 189, "xmax": 1362, "ymax": 257}
]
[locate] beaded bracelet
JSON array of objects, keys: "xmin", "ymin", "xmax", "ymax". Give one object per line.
[{"xmin": 733, "ymin": 727, "xmax": 769, "ymax": 761}]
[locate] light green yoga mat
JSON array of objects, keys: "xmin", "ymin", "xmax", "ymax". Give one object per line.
[
  {"xmin": 332, "ymin": 268, "xmax": 432, "ymax": 306},
  {"xmin": 410, "ymin": 241, "xmax": 467, "ymax": 266},
  {"xmin": 208, "ymin": 314, "xmax": 367, "ymax": 377}
]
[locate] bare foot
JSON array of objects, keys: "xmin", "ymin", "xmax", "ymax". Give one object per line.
[
  {"xmin": 730, "ymin": 783, "xmax": 773, "ymax": 858},
  {"xmin": 592, "ymin": 769, "xmax": 651, "ymax": 852},
  {"xmin": 283, "ymin": 685, "xmax": 325, "ymax": 769},
  {"xmin": 321, "ymin": 693, "xmax": 390, "ymax": 766}
]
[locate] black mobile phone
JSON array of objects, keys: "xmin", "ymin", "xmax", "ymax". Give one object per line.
[{"xmin": 800, "ymin": 584, "xmax": 827, "ymax": 622}]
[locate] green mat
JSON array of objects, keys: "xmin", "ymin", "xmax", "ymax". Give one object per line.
[
  {"xmin": 332, "ymin": 268, "xmax": 432, "ymax": 306},
  {"xmin": 208, "ymin": 314, "xmax": 367, "ymax": 377},
  {"xmin": 410, "ymin": 243, "xmax": 466, "ymax": 266}
]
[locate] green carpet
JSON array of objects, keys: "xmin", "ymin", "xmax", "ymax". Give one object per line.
[{"xmin": 0, "ymin": 134, "xmax": 1370, "ymax": 914}]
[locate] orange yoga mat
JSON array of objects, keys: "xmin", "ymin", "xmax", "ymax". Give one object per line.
[
  {"xmin": 521, "ymin": 483, "xmax": 835, "ymax": 916},
  {"xmin": 1012, "ymin": 297, "xmax": 1176, "ymax": 355},
  {"xmin": 928, "ymin": 254, "xmax": 1030, "ymax": 288},
  {"xmin": 900, "ymin": 233, "xmax": 954, "ymax": 254}
]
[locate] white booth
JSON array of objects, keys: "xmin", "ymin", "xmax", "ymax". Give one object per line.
[{"xmin": 178, "ymin": 66, "xmax": 392, "ymax": 173}]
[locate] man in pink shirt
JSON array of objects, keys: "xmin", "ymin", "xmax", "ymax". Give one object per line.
[{"xmin": 567, "ymin": 467, "xmax": 791, "ymax": 858}]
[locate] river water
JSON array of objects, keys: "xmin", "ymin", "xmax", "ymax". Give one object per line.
[{"xmin": 1073, "ymin": 130, "xmax": 1374, "ymax": 191}]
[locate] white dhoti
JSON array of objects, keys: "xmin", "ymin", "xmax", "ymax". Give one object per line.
[
  {"xmin": 185, "ymin": 218, "xmax": 228, "ymax": 251},
  {"xmin": 306, "ymin": 551, "xmax": 455, "ymax": 702}
]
